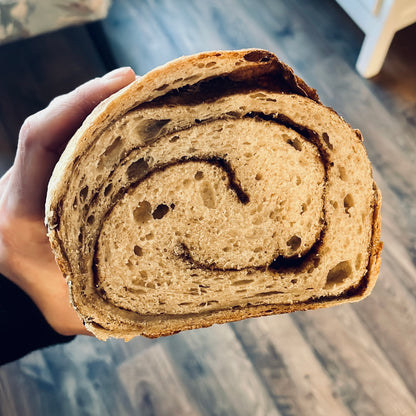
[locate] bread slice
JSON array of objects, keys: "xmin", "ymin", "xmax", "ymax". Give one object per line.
[{"xmin": 45, "ymin": 49, "xmax": 382, "ymax": 340}]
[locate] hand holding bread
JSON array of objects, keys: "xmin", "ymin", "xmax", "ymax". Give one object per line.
[
  {"xmin": 45, "ymin": 50, "xmax": 382, "ymax": 340},
  {"xmin": 0, "ymin": 67, "xmax": 136, "ymax": 336}
]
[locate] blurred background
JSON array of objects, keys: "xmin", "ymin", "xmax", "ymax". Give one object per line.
[{"xmin": 0, "ymin": 0, "xmax": 415, "ymax": 415}]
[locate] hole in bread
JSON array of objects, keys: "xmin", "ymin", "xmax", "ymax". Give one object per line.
[
  {"xmin": 133, "ymin": 245, "xmax": 143, "ymax": 256},
  {"xmin": 169, "ymin": 135, "xmax": 180, "ymax": 143},
  {"xmin": 152, "ymin": 204, "xmax": 169, "ymax": 220},
  {"xmin": 269, "ymin": 208, "xmax": 281, "ymax": 220},
  {"xmin": 301, "ymin": 203, "xmax": 307, "ymax": 214},
  {"xmin": 256, "ymin": 291, "xmax": 284, "ymax": 296},
  {"xmin": 243, "ymin": 50, "xmax": 271, "ymax": 62},
  {"xmin": 102, "ymin": 136, "xmax": 122, "ymax": 163},
  {"xmin": 87, "ymin": 215, "xmax": 95, "ymax": 225},
  {"xmin": 130, "ymin": 274, "xmax": 146, "ymax": 287},
  {"xmin": 322, "ymin": 132, "xmax": 334, "ymax": 150},
  {"xmin": 79, "ymin": 186, "xmax": 89, "ymax": 203},
  {"xmin": 133, "ymin": 201, "xmax": 152, "ymax": 223},
  {"xmin": 255, "ymin": 173, "xmax": 263, "ymax": 180},
  {"xmin": 137, "ymin": 119, "xmax": 170, "ymax": 144},
  {"xmin": 226, "ymin": 111, "xmax": 240, "ymax": 119},
  {"xmin": 127, "ymin": 158, "xmax": 149, "ymax": 181},
  {"xmin": 291, "ymin": 278, "xmax": 298, "ymax": 284},
  {"xmin": 296, "ymin": 176, "xmax": 302, "ymax": 185},
  {"xmin": 287, "ymin": 137, "xmax": 302, "ymax": 151},
  {"xmin": 104, "ymin": 183, "xmax": 113, "ymax": 196},
  {"xmin": 198, "ymin": 300, "xmax": 219, "ymax": 307},
  {"xmin": 131, "ymin": 271, "xmax": 147, "ymax": 285},
  {"xmin": 287, "ymin": 235, "xmax": 302, "ymax": 251},
  {"xmin": 156, "ymin": 83, "xmax": 169, "ymax": 91},
  {"xmin": 250, "ymin": 92, "xmax": 266, "ymax": 99},
  {"xmin": 200, "ymin": 181, "xmax": 216, "ymax": 209},
  {"xmin": 194, "ymin": 171, "xmax": 204, "ymax": 180},
  {"xmin": 325, "ymin": 261, "xmax": 352, "ymax": 288},
  {"xmin": 232, "ymin": 279, "xmax": 254, "ymax": 286},
  {"xmin": 339, "ymin": 166, "xmax": 348, "ymax": 181},
  {"xmin": 205, "ymin": 61, "xmax": 217, "ymax": 68},
  {"xmin": 183, "ymin": 75, "xmax": 200, "ymax": 83},
  {"xmin": 344, "ymin": 194, "xmax": 354, "ymax": 215}
]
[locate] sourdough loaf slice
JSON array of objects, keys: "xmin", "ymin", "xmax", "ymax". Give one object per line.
[{"xmin": 45, "ymin": 49, "xmax": 382, "ymax": 340}]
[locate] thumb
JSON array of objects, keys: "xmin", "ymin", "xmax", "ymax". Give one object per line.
[{"xmin": 6, "ymin": 67, "xmax": 136, "ymax": 219}]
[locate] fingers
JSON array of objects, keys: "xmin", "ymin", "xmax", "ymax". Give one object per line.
[
  {"xmin": 19, "ymin": 67, "xmax": 136, "ymax": 155},
  {"xmin": 8, "ymin": 67, "xmax": 136, "ymax": 218}
]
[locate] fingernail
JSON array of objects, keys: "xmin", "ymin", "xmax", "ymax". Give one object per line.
[{"xmin": 103, "ymin": 67, "xmax": 134, "ymax": 80}]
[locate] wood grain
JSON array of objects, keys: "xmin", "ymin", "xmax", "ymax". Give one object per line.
[
  {"xmin": 164, "ymin": 325, "xmax": 281, "ymax": 416},
  {"xmin": 232, "ymin": 316, "xmax": 352, "ymax": 416},
  {"xmin": 117, "ymin": 344, "xmax": 197, "ymax": 415},
  {"xmin": 0, "ymin": 0, "xmax": 415, "ymax": 415}
]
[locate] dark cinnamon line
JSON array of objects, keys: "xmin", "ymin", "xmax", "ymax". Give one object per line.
[
  {"xmin": 54, "ymin": 54, "xmax": 320, "ymax": 228},
  {"xmin": 137, "ymin": 71, "xmax": 310, "ymax": 109},
  {"xmin": 91, "ymin": 113, "xmax": 329, "ymax": 298},
  {"xmin": 127, "ymin": 156, "xmax": 250, "ymax": 205},
  {"xmin": 53, "ymin": 111, "xmax": 331, "ymax": 312},
  {"xmin": 131, "ymin": 56, "xmax": 320, "ymax": 114},
  {"xmin": 175, "ymin": 240, "xmax": 321, "ymax": 273},
  {"xmin": 92, "ymin": 156, "xmax": 251, "ymax": 288}
]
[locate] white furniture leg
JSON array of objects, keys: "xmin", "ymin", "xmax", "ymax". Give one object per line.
[
  {"xmin": 335, "ymin": 0, "xmax": 416, "ymax": 78},
  {"xmin": 356, "ymin": 19, "xmax": 395, "ymax": 78}
]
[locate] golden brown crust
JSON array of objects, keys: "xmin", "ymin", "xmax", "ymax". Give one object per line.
[{"xmin": 46, "ymin": 49, "xmax": 382, "ymax": 341}]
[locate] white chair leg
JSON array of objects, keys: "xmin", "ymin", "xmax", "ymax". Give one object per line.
[{"xmin": 356, "ymin": 23, "xmax": 395, "ymax": 78}]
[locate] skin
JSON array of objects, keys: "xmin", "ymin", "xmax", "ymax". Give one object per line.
[{"xmin": 0, "ymin": 67, "xmax": 136, "ymax": 336}]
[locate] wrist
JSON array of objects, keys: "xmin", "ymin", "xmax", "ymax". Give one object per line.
[{"xmin": 0, "ymin": 215, "xmax": 91, "ymax": 337}]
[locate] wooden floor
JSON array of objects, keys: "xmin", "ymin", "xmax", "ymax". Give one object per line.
[{"xmin": 1, "ymin": 0, "xmax": 416, "ymax": 414}]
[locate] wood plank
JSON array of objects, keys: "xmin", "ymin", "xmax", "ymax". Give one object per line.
[
  {"xmin": 352, "ymin": 169, "xmax": 416, "ymax": 396},
  {"xmin": 292, "ymin": 307, "xmax": 416, "ymax": 416},
  {"xmin": 373, "ymin": 168, "xmax": 416, "ymax": 297},
  {"xmin": 0, "ymin": 351, "xmax": 66, "ymax": 416},
  {"xmin": 117, "ymin": 343, "xmax": 199, "ymax": 415},
  {"xmin": 163, "ymin": 325, "xmax": 281, "ymax": 416},
  {"xmin": 39, "ymin": 337, "xmax": 136, "ymax": 415},
  {"xmin": 232, "ymin": 316, "xmax": 352, "ymax": 416},
  {"xmin": 284, "ymin": 0, "xmax": 365, "ymax": 69},
  {"xmin": 100, "ymin": 0, "xmax": 284, "ymax": 73},
  {"xmin": 97, "ymin": 335, "xmax": 157, "ymax": 367}
]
